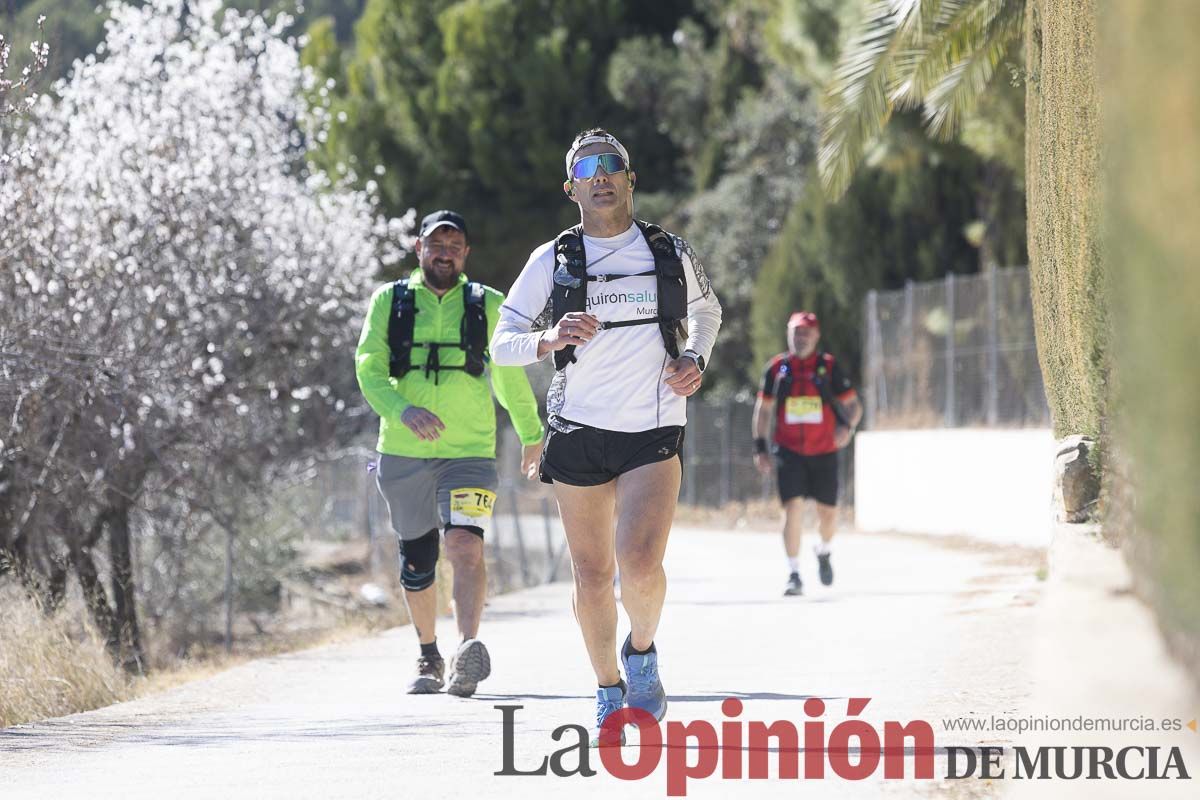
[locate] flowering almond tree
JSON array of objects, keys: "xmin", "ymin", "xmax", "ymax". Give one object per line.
[
  {"xmin": 0, "ymin": 0, "xmax": 408, "ymax": 671},
  {"xmin": 0, "ymin": 14, "xmax": 49, "ymax": 163}
]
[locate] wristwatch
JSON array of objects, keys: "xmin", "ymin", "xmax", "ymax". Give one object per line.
[{"xmin": 683, "ymin": 349, "xmax": 706, "ymax": 372}]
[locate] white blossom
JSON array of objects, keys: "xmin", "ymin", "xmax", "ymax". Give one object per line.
[{"xmin": 2, "ymin": 0, "xmax": 412, "ymax": 535}]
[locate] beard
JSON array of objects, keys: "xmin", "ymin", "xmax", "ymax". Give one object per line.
[{"xmin": 422, "ymin": 260, "xmax": 460, "ymax": 290}]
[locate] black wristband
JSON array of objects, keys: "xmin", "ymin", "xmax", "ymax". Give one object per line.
[{"xmin": 754, "ymin": 437, "xmax": 768, "ymax": 455}]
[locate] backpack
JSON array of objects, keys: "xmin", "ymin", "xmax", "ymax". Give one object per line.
[
  {"xmin": 387, "ymin": 279, "xmax": 488, "ymax": 383},
  {"xmin": 773, "ymin": 351, "xmax": 849, "ymax": 427},
  {"xmin": 548, "ymin": 220, "xmax": 687, "ymax": 371}
]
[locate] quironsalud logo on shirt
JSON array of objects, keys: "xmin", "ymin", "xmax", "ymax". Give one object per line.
[{"xmin": 585, "ymin": 289, "xmax": 657, "ymax": 312}]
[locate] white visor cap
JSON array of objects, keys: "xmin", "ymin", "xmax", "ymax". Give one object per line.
[{"xmin": 565, "ymin": 133, "xmax": 631, "ymax": 178}]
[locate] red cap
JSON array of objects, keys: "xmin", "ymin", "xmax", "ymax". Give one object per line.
[{"xmin": 788, "ymin": 311, "xmax": 819, "ymax": 329}]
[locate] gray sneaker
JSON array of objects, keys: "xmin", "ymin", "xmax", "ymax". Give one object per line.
[
  {"xmin": 406, "ymin": 654, "xmax": 445, "ymax": 694},
  {"xmin": 447, "ymin": 639, "xmax": 491, "ymax": 697},
  {"xmin": 817, "ymin": 552, "xmax": 834, "ymax": 586}
]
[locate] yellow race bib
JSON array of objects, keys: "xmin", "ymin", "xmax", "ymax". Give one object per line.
[
  {"xmin": 449, "ymin": 488, "xmax": 497, "ymax": 530},
  {"xmin": 784, "ymin": 395, "xmax": 823, "ymax": 425}
]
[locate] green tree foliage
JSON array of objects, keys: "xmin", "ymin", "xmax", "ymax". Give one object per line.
[
  {"xmin": 307, "ymin": 0, "xmax": 1024, "ymax": 397},
  {"xmin": 3, "ymin": 0, "xmax": 108, "ymax": 78},
  {"xmin": 306, "ymin": 0, "xmax": 696, "ymax": 286},
  {"xmin": 607, "ymin": 6, "xmax": 804, "ymax": 393},
  {"xmin": 17, "ymin": 0, "xmax": 1030, "ymax": 401},
  {"xmin": 752, "ymin": 115, "xmax": 1016, "ymax": 377},
  {"xmin": 759, "ymin": 0, "xmax": 861, "ymax": 86},
  {"xmin": 672, "ymin": 73, "xmax": 815, "ymax": 393},
  {"xmin": 230, "ymin": 1, "xmax": 368, "ymax": 40}
]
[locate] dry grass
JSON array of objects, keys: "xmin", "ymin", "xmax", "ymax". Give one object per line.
[
  {"xmin": 1, "ymin": 595, "xmax": 411, "ymax": 728},
  {"xmin": 1, "ymin": 558, "xmax": 448, "ymax": 728},
  {"xmin": 0, "ymin": 589, "xmax": 131, "ymax": 728}
]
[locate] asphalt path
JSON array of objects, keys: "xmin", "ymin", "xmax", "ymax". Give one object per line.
[{"xmin": 1, "ymin": 526, "xmax": 1048, "ymax": 799}]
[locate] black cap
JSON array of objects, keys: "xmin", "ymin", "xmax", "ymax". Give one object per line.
[{"xmin": 419, "ymin": 209, "xmax": 468, "ymax": 239}]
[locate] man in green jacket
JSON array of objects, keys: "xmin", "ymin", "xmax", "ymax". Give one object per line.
[{"xmin": 355, "ymin": 210, "xmax": 544, "ymax": 697}]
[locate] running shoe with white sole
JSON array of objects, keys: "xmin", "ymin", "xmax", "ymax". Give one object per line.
[
  {"xmin": 621, "ymin": 634, "xmax": 667, "ymax": 721},
  {"xmin": 447, "ymin": 638, "xmax": 491, "ymax": 697},
  {"xmin": 784, "ymin": 571, "xmax": 803, "ymax": 596},
  {"xmin": 406, "ymin": 654, "xmax": 445, "ymax": 694},
  {"xmin": 590, "ymin": 681, "xmax": 627, "ymax": 747}
]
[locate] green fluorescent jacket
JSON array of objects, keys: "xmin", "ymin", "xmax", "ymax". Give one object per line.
[{"xmin": 355, "ymin": 269, "xmax": 544, "ymax": 458}]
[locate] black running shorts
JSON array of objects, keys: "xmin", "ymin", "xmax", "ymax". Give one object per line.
[
  {"xmin": 539, "ymin": 422, "xmax": 684, "ymax": 487},
  {"xmin": 775, "ymin": 448, "xmax": 839, "ymax": 506}
]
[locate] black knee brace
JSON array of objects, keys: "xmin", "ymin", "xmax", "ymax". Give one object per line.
[{"xmin": 398, "ymin": 528, "xmax": 438, "ymax": 591}]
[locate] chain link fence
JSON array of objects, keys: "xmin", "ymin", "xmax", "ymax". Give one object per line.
[
  {"xmin": 315, "ymin": 396, "xmax": 784, "ymax": 604},
  {"xmin": 863, "ymin": 267, "xmax": 1051, "ymax": 430},
  {"xmin": 501, "ymin": 398, "xmax": 843, "ymax": 511},
  {"xmin": 287, "ymin": 267, "xmax": 1048, "ymax": 612},
  {"xmin": 348, "ymin": 435, "xmax": 567, "ymax": 597}
]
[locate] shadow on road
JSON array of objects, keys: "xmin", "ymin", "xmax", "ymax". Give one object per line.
[
  {"xmin": 478, "ymin": 691, "xmax": 833, "ymax": 703},
  {"xmin": 0, "ymin": 717, "xmax": 484, "ymax": 752}
]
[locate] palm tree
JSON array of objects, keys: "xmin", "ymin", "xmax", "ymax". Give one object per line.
[{"xmin": 818, "ymin": 0, "xmax": 1025, "ymax": 198}]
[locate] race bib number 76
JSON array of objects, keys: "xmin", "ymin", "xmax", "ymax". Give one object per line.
[{"xmin": 450, "ymin": 488, "xmax": 497, "ymax": 530}]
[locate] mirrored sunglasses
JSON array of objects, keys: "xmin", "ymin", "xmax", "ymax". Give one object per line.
[{"xmin": 570, "ymin": 153, "xmax": 628, "ymax": 181}]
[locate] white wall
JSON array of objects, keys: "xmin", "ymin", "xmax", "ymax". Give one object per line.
[{"xmin": 854, "ymin": 429, "xmax": 1056, "ymax": 548}]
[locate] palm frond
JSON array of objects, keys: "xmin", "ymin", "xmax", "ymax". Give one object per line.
[
  {"xmin": 921, "ymin": 5, "xmax": 1022, "ymax": 138},
  {"xmin": 907, "ymin": 0, "xmax": 1022, "ymax": 136},
  {"xmin": 819, "ymin": 0, "xmax": 1024, "ymax": 199},
  {"xmin": 890, "ymin": 0, "xmax": 1003, "ymax": 107},
  {"xmin": 818, "ymin": 0, "xmax": 935, "ymax": 198}
]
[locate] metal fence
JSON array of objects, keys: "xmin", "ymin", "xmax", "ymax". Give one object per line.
[
  {"xmin": 863, "ymin": 267, "xmax": 1051, "ymax": 430},
  {"xmin": 302, "ymin": 267, "xmax": 1049, "ymax": 605},
  {"xmin": 679, "ymin": 399, "xmax": 777, "ymax": 507},
  {"xmin": 354, "ymin": 439, "xmax": 567, "ymax": 596},
  {"xmin": 498, "ymin": 400, "xmax": 839, "ymax": 511},
  {"xmin": 303, "ymin": 411, "xmax": 777, "ymax": 613}
]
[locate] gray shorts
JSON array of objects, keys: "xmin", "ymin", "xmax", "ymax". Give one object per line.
[{"xmin": 375, "ymin": 455, "xmax": 499, "ymax": 541}]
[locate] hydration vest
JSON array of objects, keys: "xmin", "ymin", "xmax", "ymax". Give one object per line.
[
  {"xmin": 387, "ymin": 279, "xmax": 488, "ymax": 383},
  {"xmin": 549, "ymin": 220, "xmax": 687, "ymax": 371},
  {"xmin": 773, "ymin": 351, "xmax": 849, "ymax": 427}
]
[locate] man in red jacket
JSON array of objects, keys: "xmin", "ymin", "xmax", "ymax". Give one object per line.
[{"xmin": 752, "ymin": 311, "xmax": 862, "ymax": 596}]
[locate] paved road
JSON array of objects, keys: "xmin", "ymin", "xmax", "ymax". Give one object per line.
[{"xmin": 1, "ymin": 526, "xmax": 1047, "ymax": 799}]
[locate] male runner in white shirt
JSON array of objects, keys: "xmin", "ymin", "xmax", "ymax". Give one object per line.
[{"xmin": 491, "ymin": 128, "xmax": 721, "ymax": 744}]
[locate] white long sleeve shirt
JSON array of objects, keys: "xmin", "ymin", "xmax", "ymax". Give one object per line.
[{"xmin": 491, "ymin": 221, "xmax": 722, "ymax": 432}]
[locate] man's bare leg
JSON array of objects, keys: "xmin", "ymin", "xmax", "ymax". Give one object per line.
[
  {"xmin": 444, "ymin": 528, "xmax": 485, "ymax": 640},
  {"xmin": 401, "ymin": 578, "xmax": 443, "ymax": 693},
  {"xmin": 403, "ymin": 584, "xmax": 438, "ymax": 645},
  {"xmin": 815, "ymin": 502, "xmax": 837, "ymax": 546},
  {"xmin": 554, "ymin": 479, "xmax": 620, "ymax": 685},
  {"xmin": 782, "ymin": 496, "xmax": 806, "ymax": 559},
  {"xmin": 442, "ymin": 527, "xmax": 492, "ymax": 696},
  {"xmin": 614, "ymin": 458, "xmax": 681, "ymax": 651}
]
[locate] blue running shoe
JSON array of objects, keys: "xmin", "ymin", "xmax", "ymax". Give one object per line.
[
  {"xmin": 621, "ymin": 634, "xmax": 667, "ymax": 721},
  {"xmin": 590, "ymin": 681, "xmax": 627, "ymax": 747}
]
